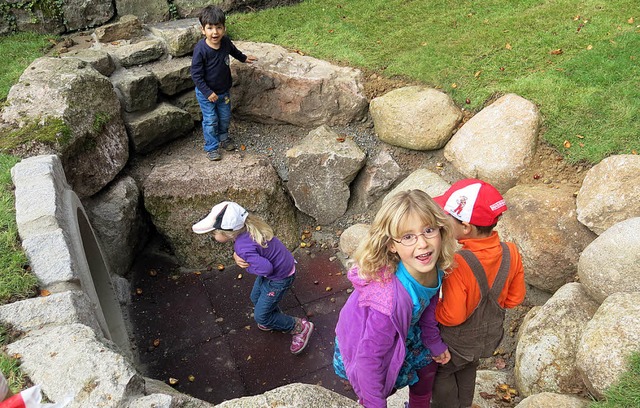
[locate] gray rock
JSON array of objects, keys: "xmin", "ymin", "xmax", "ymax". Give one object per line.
[
  {"xmin": 215, "ymin": 383, "xmax": 360, "ymax": 408},
  {"xmin": 124, "ymin": 102, "xmax": 194, "ymax": 154},
  {"xmin": 62, "ymin": 49, "xmax": 116, "ymax": 77},
  {"xmin": 370, "ymin": 86, "xmax": 462, "ymax": 150},
  {"xmin": 170, "ymin": 89, "xmax": 202, "ymax": 121},
  {"xmin": 3, "ymin": 57, "xmax": 129, "ymax": 198},
  {"xmin": 286, "ymin": 125, "xmax": 366, "ymax": 224},
  {"xmin": 143, "ymin": 153, "xmax": 298, "ymax": 268},
  {"xmin": 232, "ymin": 41, "xmax": 368, "ymax": 126},
  {"xmin": 516, "ymin": 392, "xmax": 590, "ymax": 408},
  {"xmin": 339, "ymin": 223, "xmax": 370, "ymax": 257},
  {"xmin": 93, "ymin": 14, "xmax": 145, "ymax": 43},
  {"xmin": 113, "ymin": 0, "xmax": 169, "ymax": 24},
  {"xmin": 577, "ymin": 217, "xmax": 640, "ymax": 303},
  {"xmin": 0, "ymin": 291, "xmax": 102, "ymax": 334},
  {"xmin": 444, "ymin": 93, "xmax": 540, "ymax": 191},
  {"xmin": 6, "ymin": 324, "xmax": 144, "ymax": 408},
  {"xmin": 62, "ymin": 0, "xmax": 114, "ymax": 32},
  {"xmin": 576, "ymin": 154, "xmax": 640, "ymax": 235},
  {"xmin": 83, "ymin": 175, "xmax": 149, "ymax": 276},
  {"xmin": 576, "ymin": 292, "xmax": 640, "ymax": 399},
  {"xmin": 111, "ymin": 66, "xmax": 159, "ymax": 112},
  {"xmin": 147, "ymin": 56, "xmax": 194, "ymax": 95},
  {"xmin": 104, "ymin": 38, "xmax": 166, "ymax": 67},
  {"xmin": 499, "ymin": 184, "xmax": 596, "ymax": 293},
  {"xmin": 382, "ymin": 169, "xmax": 450, "ymax": 203},
  {"xmin": 148, "ymin": 18, "xmax": 202, "ymax": 57},
  {"xmin": 350, "ymin": 150, "xmax": 403, "ymax": 211},
  {"xmin": 515, "ymin": 283, "xmax": 598, "ymax": 397}
]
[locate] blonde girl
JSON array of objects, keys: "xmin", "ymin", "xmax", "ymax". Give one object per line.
[
  {"xmin": 334, "ymin": 190, "xmax": 457, "ymax": 408},
  {"xmin": 193, "ymin": 201, "xmax": 313, "ymax": 355}
]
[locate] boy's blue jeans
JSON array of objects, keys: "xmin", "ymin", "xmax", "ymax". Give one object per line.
[
  {"xmin": 250, "ymin": 274, "xmax": 296, "ymax": 332},
  {"xmin": 195, "ymin": 88, "xmax": 231, "ymax": 152}
]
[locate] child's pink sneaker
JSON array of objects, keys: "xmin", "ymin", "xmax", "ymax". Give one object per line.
[
  {"xmin": 257, "ymin": 323, "xmax": 272, "ymax": 332},
  {"xmin": 290, "ymin": 319, "xmax": 314, "ymax": 354}
]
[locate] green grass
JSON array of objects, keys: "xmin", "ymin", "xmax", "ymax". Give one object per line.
[
  {"xmin": 0, "ymin": 154, "xmax": 38, "ymax": 305},
  {"xmin": 0, "ymin": 31, "xmax": 56, "ymax": 101},
  {"xmin": 0, "ymin": 324, "xmax": 29, "ymax": 396},
  {"xmin": 591, "ymin": 351, "xmax": 640, "ymax": 407},
  {"xmin": 227, "ymin": 0, "xmax": 639, "ymax": 164}
]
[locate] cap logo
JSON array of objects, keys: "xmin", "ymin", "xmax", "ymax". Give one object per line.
[{"xmin": 452, "ymin": 195, "xmax": 468, "ymax": 216}]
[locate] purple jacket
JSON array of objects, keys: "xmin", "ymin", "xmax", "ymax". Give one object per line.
[
  {"xmin": 233, "ymin": 232, "xmax": 295, "ymax": 280},
  {"xmin": 335, "ymin": 265, "xmax": 447, "ymax": 408}
]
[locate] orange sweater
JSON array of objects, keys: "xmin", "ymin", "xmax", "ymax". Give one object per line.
[{"xmin": 436, "ymin": 232, "xmax": 526, "ymax": 327}]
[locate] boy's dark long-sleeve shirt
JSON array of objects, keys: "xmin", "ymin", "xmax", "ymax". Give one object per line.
[{"xmin": 191, "ymin": 36, "xmax": 247, "ymax": 97}]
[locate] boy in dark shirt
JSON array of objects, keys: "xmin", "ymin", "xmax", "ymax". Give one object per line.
[{"xmin": 191, "ymin": 5, "xmax": 256, "ymax": 161}]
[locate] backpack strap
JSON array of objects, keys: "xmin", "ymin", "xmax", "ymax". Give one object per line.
[{"xmin": 457, "ymin": 242, "xmax": 512, "ymax": 300}]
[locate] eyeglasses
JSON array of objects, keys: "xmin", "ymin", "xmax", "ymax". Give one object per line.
[{"xmin": 391, "ymin": 226, "xmax": 440, "ymax": 247}]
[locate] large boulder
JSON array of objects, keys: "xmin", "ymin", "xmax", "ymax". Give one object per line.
[
  {"xmin": 286, "ymin": 125, "xmax": 366, "ymax": 224},
  {"xmin": 575, "ymin": 292, "xmax": 640, "ymax": 399},
  {"xmin": 349, "ymin": 149, "xmax": 403, "ymax": 212},
  {"xmin": 2, "ymin": 57, "xmax": 129, "ymax": 198},
  {"xmin": 370, "ymin": 86, "xmax": 462, "ymax": 150},
  {"xmin": 7, "ymin": 324, "xmax": 144, "ymax": 407},
  {"xmin": 577, "ymin": 217, "xmax": 640, "ymax": 303},
  {"xmin": 143, "ymin": 153, "xmax": 298, "ymax": 268},
  {"xmin": 576, "ymin": 154, "xmax": 640, "ymax": 235},
  {"xmin": 382, "ymin": 169, "xmax": 450, "ymax": 203},
  {"xmin": 498, "ymin": 184, "xmax": 596, "ymax": 293},
  {"xmin": 515, "ymin": 283, "xmax": 599, "ymax": 397},
  {"xmin": 444, "ymin": 93, "xmax": 539, "ymax": 191},
  {"xmin": 231, "ymin": 42, "xmax": 368, "ymax": 127}
]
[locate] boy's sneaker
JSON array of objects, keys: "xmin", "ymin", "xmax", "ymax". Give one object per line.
[
  {"xmin": 207, "ymin": 150, "xmax": 221, "ymax": 161},
  {"xmin": 257, "ymin": 324, "xmax": 272, "ymax": 332},
  {"xmin": 290, "ymin": 319, "xmax": 314, "ymax": 355},
  {"xmin": 220, "ymin": 137, "xmax": 236, "ymax": 151}
]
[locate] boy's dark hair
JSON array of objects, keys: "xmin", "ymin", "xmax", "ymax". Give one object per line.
[
  {"xmin": 199, "ymin": 5, "xmax": 226, "ymax": 27},
  {"xmin": 454, "ymin": 217, "xmax": 496, "ymax": 235}
]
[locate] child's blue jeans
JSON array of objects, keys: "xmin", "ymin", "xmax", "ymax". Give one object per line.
[
  {"xmin": 195, "ymin": 88, "xmax": 231, "ymax": 152},
  {"xmin": 250, "ymin": 274, "xmax": 296, "ymax": 332}
]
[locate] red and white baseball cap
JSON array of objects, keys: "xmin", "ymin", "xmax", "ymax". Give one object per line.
[
  {"xmin": 192, "ymin": 201, "xmax": 248, "ymax": 234},
  {"xmin": 433, "ymin": 179, "xmax": 507, "ymax": 226}
]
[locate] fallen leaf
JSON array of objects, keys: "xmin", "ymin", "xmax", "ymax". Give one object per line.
[
  {"xmin": 153, "ymin": 338, "xmax": 161, "ymax": 347},
  {"xmin": 40, "ymin": 289, "xmax": 51, "ymax": 297},
  {"xmin": 499, "ymin": 66, "xmax": 505, "ymax": 71},
  {"xmin": 246, "ymin": 355, "xmax": 252, "ymax": 361},
  {"xmin": 573, "ymin": 15, "xmax": 581, "ymax": 21},
  {"xmin": 314, "ymin": 280, "xmax": 319, "ymax": 284},
  {"xmin": 579, "ymin": 143, "xmax": 585, "ymax": 147},
  {"xmin": 576, "ymin": 134, "xmax": 584, "ymax": 139},
  {"xmin": 629, "ymin": 17, "xmax": 635, "ymax": 24},
  {"xmin": 451, "ymin": 83, "xmax": 458, "ymax": 88},
  {"xmin": 474, "ymin": 70, "xmax": 482, "ymax": 78},
  {"xmin": 294, "ymin": 49, "xmax": 305, "ymax": 56},
  {"xmin": 336, "ymin": 137, "xmax": 345, "ymax": 142},
  {"xmin": 217, "ymin": 264, "xmax": 225, "ymax": 271},
  {"xmin": 550, "ymin": 48, "xmax": 563, "ymax": 55},
  {"xmin": 169, "ymin": 377, "xmax": 179, "ymax": 385},
  {"xmin": 465, "ymin": 98, "xmax": 471, "ymax": 104},
  {"xmin": 300, "ymin": 242, "xmax": 307, "ymax": 248},
  {"xmin": 632, "ymin": 149, "xmax": 638, "ymax": 155},
  {"xmin": 315, "ymin": 226, "xmax": 322, "ymax": 231},
  {"xmin": 240, "ymin": 144, "xmax": 246, "ymax": 151},
  {"xmin": 325, "ymin": 286, "xmax": 332, "ymax": 292},
  {"xmin": 148, "ymin": 269, "xmax": 158, "ymax": 277},
  {"xmin": 564, "ymin": 140, "xmax": 572, "ymax": 148},
  {"xmin": 135, "ymin": 288, "xmax": 143, "ymax": 295},
  {"xmin": 587, "ymin": 44, "xmax": 593, "ymax": 50},
  {"xmin": 237, "ymin": 273, "xmax": 243, "ymax": 279},
  {"xmin": 194, "ymin": 271, "xmax": 201, "ymax": 275},
  {"xmin": 479, "ymin": 391, "xmax": 496, "ymax": 399},
  {"xmin": 329, "ymin": 29, "xmax": 334, "ymax": 33},
  {"xmin": 421, "ymin": 42, "xmax": 427, "ymax": 46},
  {"xmin": 188, "ymin": 375, "xmax": 195, "ymax": 382},
  {"xmin": 505, "ymin": 43, "xmax": 512, "ymax": 50}
]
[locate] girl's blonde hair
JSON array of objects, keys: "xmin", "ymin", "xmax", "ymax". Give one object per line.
[
  {"xmin": 217, "ymin": 213, "xmax": 274, "ymax": 248},
  {"xmin": 352, "ymin": 189, "xmax": 457, "ymax": 281}
]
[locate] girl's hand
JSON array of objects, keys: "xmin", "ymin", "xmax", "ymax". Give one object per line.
[
  {"xmin": 432, "ymin": 348, "xmax": 451, "ymax": 364},
  {"xmin": 233, "ymin": 252, "xmax": 250, "ymax": 268}
]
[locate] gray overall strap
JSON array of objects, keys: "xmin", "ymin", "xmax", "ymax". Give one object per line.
[{"xmin": 457, "ymin": 242, "xmax": 511, "ymax": 300}]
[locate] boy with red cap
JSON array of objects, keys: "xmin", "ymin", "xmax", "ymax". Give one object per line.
[{"xmin": 431, "ymin": 179, "xmax": 525, "ymax": 408}]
